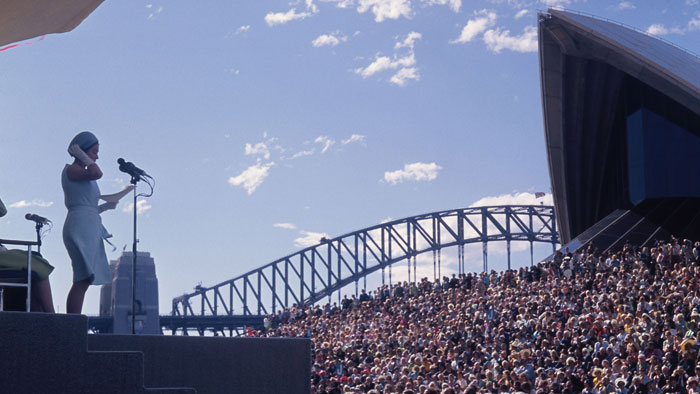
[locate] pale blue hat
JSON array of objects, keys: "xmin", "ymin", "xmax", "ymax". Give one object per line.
[{"xmin": 68, "ymin": 131, "xmax": 99, "ymax": 155}]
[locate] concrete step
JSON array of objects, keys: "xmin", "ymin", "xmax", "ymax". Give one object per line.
[
  {"xmin": 0, "ymin": 312, "xmax": 307, "ymax": 394},
  {"xmin": 0, "ymin": 312, "xmax": 197, "ymax": 394},
  {"xmin": 89, "ymin": 334, "xmax": 311, "ymax": 394},
  {"xmin": 0, "ymin": 311, "xmax": 88, "ymax": 355},
  {"xmin": 0, "ymin": 312, "xmax": 89, "ymax": 393}
]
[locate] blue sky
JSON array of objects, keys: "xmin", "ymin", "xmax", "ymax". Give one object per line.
[{"xmin": 1, "ymin": 0, "xmax": 699, "ymax": 315}]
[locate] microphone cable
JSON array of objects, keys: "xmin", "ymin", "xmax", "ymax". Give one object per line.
[
  {"xmin": 136, "ymin": 173, "xmax": 155, "ymax": 198},
  {"xmin": 37, "ymin": 220, "xmax": 53, "ymax": 243}
]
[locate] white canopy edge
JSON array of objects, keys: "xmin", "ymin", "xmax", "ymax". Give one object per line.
[{"xmin": 0, "ymin": 0, "xmax": 104, "ymax": 47}]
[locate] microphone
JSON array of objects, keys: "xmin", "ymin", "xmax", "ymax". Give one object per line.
[
  {"xmin": 25, "ymin": 213, "xmax": 50, "ymax": 224},
  {"xmin": 117, "ymin": 158, "xmax": 148, "ymax": 178}
]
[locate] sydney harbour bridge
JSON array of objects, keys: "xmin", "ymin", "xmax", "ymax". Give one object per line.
[{"xmin": 161, "ymin": 205, "xmax": 558, "ymax": 336}]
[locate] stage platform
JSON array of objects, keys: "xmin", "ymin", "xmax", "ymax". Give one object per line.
[{"xmin": 0, "ymin": 312, "xmax": 311, "ymax": 394}]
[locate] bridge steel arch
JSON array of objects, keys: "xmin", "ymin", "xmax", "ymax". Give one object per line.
[{"xmin": 170, "ymin": 205, "xmax": 558, "ymax": 335}]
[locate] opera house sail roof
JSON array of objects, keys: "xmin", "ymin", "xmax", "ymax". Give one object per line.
[{"xmin": 539, "ymin": 9, "xmax": 700, "ymax": 244}]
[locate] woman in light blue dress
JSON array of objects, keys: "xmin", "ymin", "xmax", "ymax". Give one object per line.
[{"xmin": 62, "ymin": 131, "xmax": 120, "ymax": 314}]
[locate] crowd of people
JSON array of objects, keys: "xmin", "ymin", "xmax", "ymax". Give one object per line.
[{"xmin": 257, "ymin": 238, "xmax": 700, "ymax": 394}]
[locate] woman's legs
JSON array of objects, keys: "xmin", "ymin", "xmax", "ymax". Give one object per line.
[
  {"xmin": 31, "ymin": 278, "xmax": 55, "ymax": 313},
  {"xmin": 66, "ymin": 277, "xmax": 92, "ymax": 314}
]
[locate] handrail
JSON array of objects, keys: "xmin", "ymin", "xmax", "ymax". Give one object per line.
[
  {"xmin": 0, "ymin": 238, "xmax": 34, "ymax": 312},
  {"xmin": 0, "ymin": 239, "xmax": 40, "ymax": 246}
]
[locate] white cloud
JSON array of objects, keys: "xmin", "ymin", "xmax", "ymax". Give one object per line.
[
  {"xmin": 291, "ymin": 149, "xmax": 315, "ymax": 159},
  {"xmin": 688, "ymin": 13, "xmax": 700, "ymax": 31},
  {"xmin": 266, "ymin": 0, "xmax": 319, "ymax": 26},
  {"xmin": 306, "ymin": 0, "xmax": 320, "ymax": 13},
  {"xmin": 294, "ymin": 230, "xmax": 330, "ymax": 248},
  {"xmin": 228, "ymin": 162, "xmax": 275, "ymax": 195},
  {"xmin": 469, "ymin": 191, "xmax": 553, "ymax": 207},
  {"xmin": 451, "ymin": 10, "xmax": 497, "ymax": 43},
  {"xmin": 341, "ymin": 134, "xmax": 366, "ymax": 144},
  {"xmin": 485, "ymin": 0, "xmax": 528, "ymax": 6},
  {"xmin": 229, "ymin": 68, "xmax": 240, "ymax": 75},
  {"xmin": 483, "ymin": 25, "xmax": 537, "ymax": 53},
  {"xmin": 244, "ymin": 134, "xmax": 279, "ymax": 160},
  {"xmin": 245, "ymin": 142, "xmax": 271, "ymax": 159},
  {"xmin": 313, "ymin": 34, "xmax": 340, "ymax": 47},
  {"xmin": 355, "ymin": 52, "xmax": 416, "ymax": 78},
  {"xmin": 123, "ymin": 199, "xmax": 152, "ymax": 214},
  {"xmin": 8, "ymin": 199, "xmax": 53, "ymax": 208},
  {"xmin": 687, "ymin": 0, "xmax": 699, "ymax": 5},
  {"xmin": 422, "ymin": 0, "xmax": 461, "ymax": 13},
  {"xmin": 273, "ymin": 222, "xmax": 297, "ymax": 230},
  {"xmin": 389, "ymin": 67, "xmax": 420, "ymax": 86},
  {"xmin": 383, "ymin": 162, "xmax": 442, "ymax": 184},
  {"xmin": 616, "ymin": 1, "xmax": 635, "ymax": 10},
  {"xmin": 514, "ymin": 9, "xmax": 529, "ymax": 19},
  {"xmin": 265, "ymin": 8, "xmax": 314, "ymax": 26},
  {"xmin": 146, "ymin": 4, "xmax": 164, "ymax": 20},
  {"xmin": 646, "ymin": 13, "xmax": 700, "ymax": 35},
  {"xmin": 314, "ymin": 136, "xmax": 335, "ymax": 153},
  {"xmin": 540, "ymin": 0, "xmax": 569, "ymax": 6},
  {"xmin": 357, "ymin": 0, "xmax": 412, "ymax": 22},
  {"xmin": 646, "ymin": 24, "xmax": 670, "ymax": 35},
  {"xmin": 234, "ymin": 25, "xmax": 251, "ymax": 35},
  {"xmin": 355, "ymin": 32, "xmax": 420, "ymax": 86},
  {"xmin": 394, "ymin": 31, "xmax": 422, "ymax": 50},
  {"xmin": 312, "ymin": 32, "xmax": 349, "ymax": 47},
  {"xmin": 319, "ymin": 0, "xmax": 355, "ymax": 8},
  {"xmin": 646, "ymin": 23, "xmax": 684, "ymax": 35}
]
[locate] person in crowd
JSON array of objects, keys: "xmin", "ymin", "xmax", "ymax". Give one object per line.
[{"xmin": 259, "ymin": 238, "xmax": 700, "ymax": 394}]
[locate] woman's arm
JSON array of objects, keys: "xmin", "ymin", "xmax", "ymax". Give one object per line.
[
  {"xmin": 97, "ymin": 186, "xmax": 134, "ymax": 214},
  {"xmin": 66, "ymin": 145, "xmax": 102, "ymax": 181},
  {"xmin": 100, "ymin": 185, "xmax": 135, "ymax": 203},
  {"xmin": 66, "ymin": 163, "xmax": 103, "ymax": 181}
]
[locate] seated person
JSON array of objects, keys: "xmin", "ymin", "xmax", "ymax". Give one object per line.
[{"xmin": 0, "ymin": 197, "xmax": 55, "ymax": 313}]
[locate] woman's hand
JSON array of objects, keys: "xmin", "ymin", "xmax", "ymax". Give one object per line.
[
  {"xmin": 98, "ymin": 201, "xmax": 118, "ymax": 213},
  {"xmin": 68, "ymin": 144, "xmax": 95, "ymax": 167},
  {"xmin": 66, "ymin": 144, "xmax": 102, "ymax": 181},
  {"xmin": 100, "ymin": 185, "xmax": 135, "ymax": 203}
]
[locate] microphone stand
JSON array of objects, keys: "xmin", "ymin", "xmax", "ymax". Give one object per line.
[
  {"xmin": 130, "ymin": 175, "xmax": 139, "ymax": 335},
  {"xmin": 34, "ymin": 222, "xmax": 43, "ymax": 255},
  {"xmin": 119, "ymin": 158, "xmax": 153, "ymax": 335}
]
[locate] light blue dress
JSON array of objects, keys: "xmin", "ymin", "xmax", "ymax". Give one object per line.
[{"xmin": 62, "ymin": 165, "xmax": 111, "ymax": 285}]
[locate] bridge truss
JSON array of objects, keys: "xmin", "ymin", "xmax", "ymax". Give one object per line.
[{"xmin": 170, "ymin": 205, "xmax": 558, "ymax": 335}]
